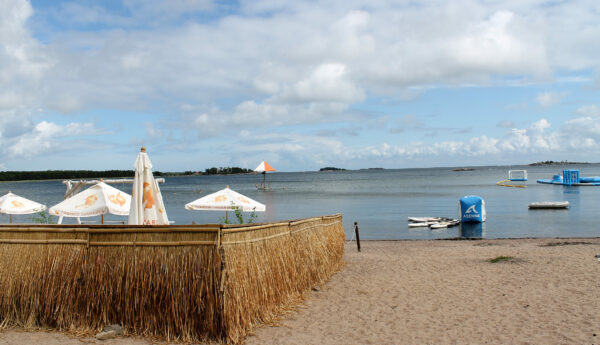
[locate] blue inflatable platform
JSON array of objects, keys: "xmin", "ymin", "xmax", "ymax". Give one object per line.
[{"xmin": 537, "ymin": 169, "xmax": 600, "ymax": 186}]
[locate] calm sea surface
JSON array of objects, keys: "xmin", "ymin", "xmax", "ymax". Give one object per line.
[{"xmin": 2, "ymin": 164, "xmax": 600, "ymax": 240}]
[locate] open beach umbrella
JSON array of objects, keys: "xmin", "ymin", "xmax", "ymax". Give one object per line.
[
  {"xmin": 49, "ymin": 182, "xmax": 130, "ymax": 224},
  {"xmin": 185, "ymin": 186, "xmax": 265, "ymax": 222},
  {"xmin": 254, "ymin": 161, "xmax": 275, "ymax": 190},
  {"xmin": 0, "ymin": 191, "xmax": 46, "ymax": 223},
  {"xmin": 128, "ymin": 147, "xmax": 169, "ymax": 225}
]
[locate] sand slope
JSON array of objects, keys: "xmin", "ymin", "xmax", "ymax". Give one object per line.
[{"xmin": 247, "ymin": 239, "xmax": 600, "ymax": 345}]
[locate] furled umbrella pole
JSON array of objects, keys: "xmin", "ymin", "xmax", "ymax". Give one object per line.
[
  {"xmin": 0, "ymin": 191, "xmax": 46, "ymax": 223},
  {"xmin": 49, "ymin": 182, "xmax": 130, "ymax": 224},
  {"xmin": 128, "ymin": 146, "xmax": 169, "ymax": 225}
]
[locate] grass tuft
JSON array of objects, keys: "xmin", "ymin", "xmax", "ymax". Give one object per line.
[
  {"xmin": 540, "ymin": 241, "xmax": 593, "ymax": 247},
  {"xmin": 488, "ymin": 255, "xmax": 515, "ymax": 263}
]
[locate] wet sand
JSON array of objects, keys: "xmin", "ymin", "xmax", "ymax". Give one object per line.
[{"xmin": 1, "ymin": 238, "xmax": 599, "ymax": 344}]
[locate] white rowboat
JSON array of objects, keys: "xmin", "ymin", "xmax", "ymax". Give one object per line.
[
  {"xmin": 408, "ymin": 217, "xmax": 459, "ymax": 229},
  {"xmin": 408, "ymin": 217, "xmax": 441, "ymax": 223}
]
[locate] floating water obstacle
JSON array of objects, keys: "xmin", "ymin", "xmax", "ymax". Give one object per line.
[
  {"xmin": 537, "ymin": 169, "xmax": 600, "ymax": 186},
  {"xmin": 496, "ymin": 170, "xmax": 527, "ymax": 188},
  {"xmin": 459, "ymin": 195, "xmax": 486, "ymax": 223}
]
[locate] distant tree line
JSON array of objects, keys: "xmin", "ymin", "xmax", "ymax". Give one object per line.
[
  {"xmin": 203, "ymin": 167, "xmax": 252, "ymax": 175},
  {"xmin": 0, "ymin": 167, "xmax": 254, "ymax": 182},
  {"xmin": 0, "ymin": 170, "xmax": 141, "ymax": 182},
  {"xmin": 529, "ymin": 160, "xmax": 589, "ymax": 166}
]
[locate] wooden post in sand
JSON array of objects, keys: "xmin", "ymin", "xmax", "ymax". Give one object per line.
[{"xmin": 354, "ymin": 221, "xmax": 361, "ymax": 252}]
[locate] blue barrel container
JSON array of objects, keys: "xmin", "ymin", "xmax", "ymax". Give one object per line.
[{"xmin": 459, "ymin": 195, "xmax": 486, "ymax": 223}]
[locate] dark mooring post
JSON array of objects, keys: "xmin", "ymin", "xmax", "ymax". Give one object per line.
[{"xmin": 354, "ymin": 221, "xmax": 361, "ymax": 252}]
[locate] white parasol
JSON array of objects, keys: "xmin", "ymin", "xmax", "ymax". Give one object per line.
[
  {"xmin": 128, "ymin": 147, "xmax": 169, "ymax": 225},
  {"xmin": 0, "ymin": 191, "xmax": 46, "ymax": 223},
  {"xmin": 185, "ymin": 186, "xmax": 265, "ymax": 222},
  {"xmin": 49, "ymin": 182, "xmax": 130, "ymax": 224}
]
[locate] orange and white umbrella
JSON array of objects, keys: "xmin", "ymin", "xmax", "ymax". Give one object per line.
[
  {"xmin": 0, "ymin": 191, "xmax": 46, "ymax": 223},
  {"xmin": 128, "ymin": 147, "xmax": 169, "ymax": 225},
  {"xmin": 254, "ymin": 161, "xmax": 275, "ymax": 190},
  {"xmin": 185, "ymin": 186, "xmax": 265, "ymax": 222},
  {"xmin": 254, "ymin": 161, "xmax": 275, "ymax": 173},
  {"xmin": 49, "ymin": 182, "xmax": 130, "ymax": 224}
]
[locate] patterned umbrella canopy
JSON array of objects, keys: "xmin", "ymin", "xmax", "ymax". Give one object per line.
[
  {"xmin": 0, "ymin": 191, "xmax": 46, "ymax": 223},
  {"xmin": 185, "ymin": 186, "xmax": 266, "ymax": 212},
  {"xmin": 49, "ymin": 182, "xmax": 130, "ymax": 220}
]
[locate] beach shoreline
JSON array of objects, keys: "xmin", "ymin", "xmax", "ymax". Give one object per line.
[{"xmin": 1, "ymin": 238, "xmax": 599, "ymax": 345}]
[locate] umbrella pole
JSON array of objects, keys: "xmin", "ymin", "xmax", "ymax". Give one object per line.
[
  {"xmin": 9, "ymin": 214, "xmax": 12, "ymax": 224},
  {"xmin": 225, "ymin": 211, "xmax": 228, "ymax": 223},
  {"xmin": 101, "ymin": 214, "xmax": 104, "ymax": 224}
]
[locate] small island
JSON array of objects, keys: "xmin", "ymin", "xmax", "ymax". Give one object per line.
[
  {"xmin": 319, "ymin": 167, "xmax": 346, "ymax": 172},
  {"xmin": 529, "ymin": 160, "xmax": 590, "ymax": 166},
  {"xmin": 453, "ymin": 168, "xmax": 474, "ymax": 171}
]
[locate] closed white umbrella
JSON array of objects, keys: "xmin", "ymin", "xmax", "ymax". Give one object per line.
[
  {"xmin": 185, "ymin": 186, "xmax": 265, "ymax": 222},
  {"xmin": 0, "ymin": 191, "xmax": 46, "ymax": 223},
  {"xmin": 49, "ymin": 182, "xmax": 130, "ymax": 224},
  {"xmin": 128, "ymin": 147, "xmax": 169, "ymax": 225}
]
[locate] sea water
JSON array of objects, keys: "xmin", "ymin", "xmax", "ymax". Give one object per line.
[{"xmin": 1, "ymin": 164, "xmax": 600, "ymax": 240}]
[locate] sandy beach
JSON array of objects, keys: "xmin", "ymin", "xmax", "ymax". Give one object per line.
[{"xmin": 1, "ymin": 238, "xmax": 599, "ymax": 344}]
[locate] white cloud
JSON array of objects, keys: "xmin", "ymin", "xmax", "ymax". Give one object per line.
[
  {"xmin": 327, "ymin": 116, "xmax": 600, "ymax": 166},
  {"xmin": 3, "ymin": 1, "xmax": 600, "ymax": 169},
  {"xmin": 6, "ymin": 121, "xmax": 104, "ymax": 158},
  {"xmin": 530, "ymin": 118, "xmax": 551, "ymax": 132},
  {"xmin": 20, "ymin": 0, "xmax": 594, "ymax": 120},
  {"xmin": 282, "ymin": 63, "xmax": 365, "ymax": 104},
  {"xmin": 453, "ymin": 11, "xmax": 548, "ymax": 78},
  {"xmin": 497, "ymin": 120, "xmax": 515, "ymax": 128},
  {"xmin": 536, "ymin": 92, "xmax": 565, "ymax": 108},
  {"xmin": 576, "ymin": 105, "xmax": 600, "ymax": 117}
]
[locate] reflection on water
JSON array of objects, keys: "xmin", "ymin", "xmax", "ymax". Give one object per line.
[
  {"xmin": 459, "ymin": 222, "xmax": 484, "ymax": 239},
  {"xmin": 562, "ymin": 186, "xmax": 580, "ymax": 194}
]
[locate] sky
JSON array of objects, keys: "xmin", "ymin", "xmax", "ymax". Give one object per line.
[{"xmin": 0, "ymin": 0, "xmax": 599, "ymax": 172}]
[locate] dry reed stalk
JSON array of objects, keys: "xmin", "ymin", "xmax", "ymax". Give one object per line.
[
  {"xmin": 0, "ymin": 226, "xmax": 224, "ymax": 342},
  {"xmin": 0, "ymin": 214, "xmax": 345, "ymax": 344},
  {"xmin": 220, "ymin": 215, "xmax": 345, "ymax": 344}
]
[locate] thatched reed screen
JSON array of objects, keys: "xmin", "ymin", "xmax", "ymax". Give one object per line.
[{"xmin": 0, "ymin": 214, "xmax": 344, "ymax": 344}]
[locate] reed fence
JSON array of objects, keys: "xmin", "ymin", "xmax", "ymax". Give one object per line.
[{"xmin": 0, "ymin": 214, "xmax": 345, "ymax": 344}]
